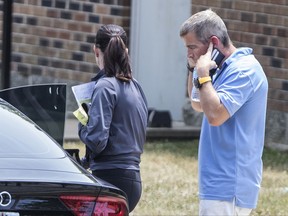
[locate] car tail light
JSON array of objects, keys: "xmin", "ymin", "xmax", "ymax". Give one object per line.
[{"xmin": 60, "ymin": 195, "xmax": 128, "ymax": 216}]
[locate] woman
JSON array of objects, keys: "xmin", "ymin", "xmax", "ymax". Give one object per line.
[{"xmin": 78, "ymin": 24, "xmax": 148, "ymax": 213}]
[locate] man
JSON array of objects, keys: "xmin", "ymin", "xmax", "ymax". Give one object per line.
[{"xmin": 180, "ymin": 9, "xmax": 268, "ymax": 216}]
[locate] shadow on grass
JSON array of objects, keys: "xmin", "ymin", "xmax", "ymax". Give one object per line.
[
  {"xmin": 262, "ymin": 146, "xmax": 288, "ymax": 171},
  {"xmin": 144, "ymin": 139, "xmax": 199, "ymax": 159},
  {"xmin": 144, "ymin": 140, "xmax": 288, "ymax": 172}
]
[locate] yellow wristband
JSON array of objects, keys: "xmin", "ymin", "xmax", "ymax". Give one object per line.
[{"xmin": 198, "ymin": 76, "xmax": 212, "ymax": 85}]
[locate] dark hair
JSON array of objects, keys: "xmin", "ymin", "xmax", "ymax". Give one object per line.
[{"xmin": 95, "ymin": 24, "xmax": 132, "ymax": 81}]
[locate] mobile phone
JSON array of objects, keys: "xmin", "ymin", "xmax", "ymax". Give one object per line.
[{"xmin": 210, "ymin": 48, "xmax": 225, "ymax": 76}]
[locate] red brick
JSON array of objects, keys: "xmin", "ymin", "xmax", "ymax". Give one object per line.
[
  {"xmin": 96, "ymin": 5, "xmax": 110, "ymax": 14},
  {"xmin": 80, "ymin": 24, "xmax": 93, "ymax": 33},
  {"xmin": 74, "ymin": 13, "xmax": 86, "ymax": 22}
]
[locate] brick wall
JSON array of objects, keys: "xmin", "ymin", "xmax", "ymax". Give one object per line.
[
  {"xmin": 0, "ymin": 1, "xmax": 287, "ymax": 143},
  {"xmin": 192, "ymin": 0, "xmax": 288, "ymax": 144},
  {"xmin": 192, "ymin": 0, "xmax": 288, "ymax": 113},
  {"xmin": 0, "ymin": 0, "xmax": 131, "ymax": 112}
]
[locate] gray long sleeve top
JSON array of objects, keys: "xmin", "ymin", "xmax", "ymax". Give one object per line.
[{"xmin": 78, "ymin": 77, "xmax": 148, "ymax": 171}]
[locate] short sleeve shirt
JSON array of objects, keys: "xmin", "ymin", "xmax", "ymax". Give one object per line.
[{"xmin": 198, "ymin": 48, "xmax": 268, "ymax": 209}]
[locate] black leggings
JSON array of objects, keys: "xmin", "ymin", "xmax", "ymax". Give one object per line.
[{"xmin": 92, "ymin": 169, "xmax": 142, "ymax": 212}]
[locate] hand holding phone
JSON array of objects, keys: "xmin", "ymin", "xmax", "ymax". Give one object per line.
[{"xmin": 209, "ymin": 48, "xmax": 225, "ymax": 76}]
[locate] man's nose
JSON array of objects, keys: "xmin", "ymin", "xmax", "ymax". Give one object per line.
[{"xmin": 187, "ymin": 50, "xmax": 193, "ymax": 58}]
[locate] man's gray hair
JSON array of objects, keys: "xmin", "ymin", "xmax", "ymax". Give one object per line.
[{"xmin": 180, "ymin": 9, "xmax": 230, "ymax": 47}]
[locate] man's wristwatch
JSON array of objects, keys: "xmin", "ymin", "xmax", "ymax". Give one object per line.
[{"xmin": 193, "ymin": 76, "xmax": 212, "ymax": 89}]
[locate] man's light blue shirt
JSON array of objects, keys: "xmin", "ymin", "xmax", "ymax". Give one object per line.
[{"xmin": 198, "ymin": 48, "xmax": 268, "ymax": 209}]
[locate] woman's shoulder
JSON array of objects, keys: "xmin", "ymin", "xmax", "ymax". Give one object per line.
[
  {"xmin": 95, "ymin": 77, "xmax": 119, "ymax": 93},
  {"xmin": 96, "ymin": 77, "xmax": 117, "ymax": 85}
]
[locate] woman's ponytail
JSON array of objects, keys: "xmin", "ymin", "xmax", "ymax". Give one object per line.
[{"xmin": 95, "ymin": 25, "xmax": 132, "ymax": 81}]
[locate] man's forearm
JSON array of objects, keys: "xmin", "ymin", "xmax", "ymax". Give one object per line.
[
  {"xmin": 187, "ymin": 72, "xmax": 193, "ymax": 98},
  {"xmin": 187, "ymin": 72, "xmax": 203, "ymax": 112}
]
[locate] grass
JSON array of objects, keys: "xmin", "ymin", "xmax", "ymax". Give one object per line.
[{"xmin": 64, "ymin": 140, "xmax": 288, "ymax": 216}]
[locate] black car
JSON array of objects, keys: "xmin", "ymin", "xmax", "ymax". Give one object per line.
[{"xmin": 0, "ymin": 84, "xmax": 128, "ymax": 216}]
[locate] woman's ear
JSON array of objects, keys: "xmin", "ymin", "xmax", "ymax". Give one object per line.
[{"xmin": 93, "ymin": 44, "xmax": 99, "ymax": 57}]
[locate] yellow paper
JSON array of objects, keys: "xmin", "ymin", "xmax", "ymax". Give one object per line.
[{"xmin": 73, "ymin": 106, "xmax": 88, "ymax": 125}]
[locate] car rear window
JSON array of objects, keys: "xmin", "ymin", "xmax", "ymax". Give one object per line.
[
  {"xmin": 0, "ymin": 84, "xmax": 66, "ymax": 146},
  {"xmin": 0, "ymin": 100, "xmax": 66, "ymax": 159}
]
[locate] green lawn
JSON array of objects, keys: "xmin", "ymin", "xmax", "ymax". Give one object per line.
[{"xmin": 64, "ymin": 140, "xmax": 288, "ymax": 216}]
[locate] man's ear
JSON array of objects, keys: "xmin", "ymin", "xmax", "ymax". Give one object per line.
[{"xmin": 210, "ymin": 36, "xmax": 220, "ymax": 47}]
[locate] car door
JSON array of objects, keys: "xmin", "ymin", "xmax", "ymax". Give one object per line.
[{"xmin": 0, "ymin": 84, "xmax": 66, "ymax": 146}]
